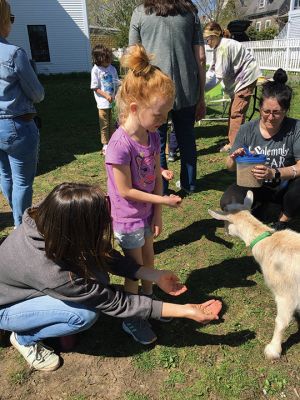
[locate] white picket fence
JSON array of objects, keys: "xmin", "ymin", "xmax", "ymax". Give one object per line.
[{"xmin": 205, "ymin": 38, "xmax": 300, "ymax": 72}]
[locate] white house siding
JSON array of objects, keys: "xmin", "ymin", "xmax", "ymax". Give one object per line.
[
  {"xmin": 8, "ymin": 0, "xmax": 91, "ymax": 74},
  {"xmin": 287, "ymin": 9, "xmax": 300, "ymax": 38}
]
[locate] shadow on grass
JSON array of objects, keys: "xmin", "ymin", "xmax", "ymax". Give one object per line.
[
  {"xmin": 196, "ymin": 169, "xmax": 235, "ymax": 192},
  {"xmin": 195, "ymin": 122, "xmax": 227, "ymax": 140},
  {"xmin": 36, "ymin": 74, "xmax": 100, "ymax": 176},
  {"xmin": 0, "ymin": 211, "xmax": 13, "ymax": 231},
  {"xmin": 57, "ymin": 255, "xmax": 257, "ymax": 358},
  {"xmin": 67, "ymin": 314, "xmax": 255, "ymax": 358},
  {"xmin": 154, "ymin": 218, "xmax": 233, "ymax": 255}
]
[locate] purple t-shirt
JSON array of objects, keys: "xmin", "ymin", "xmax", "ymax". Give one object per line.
[{"xmin": 105, "ymin": 126, "xmax": 160, "ymax": 233}]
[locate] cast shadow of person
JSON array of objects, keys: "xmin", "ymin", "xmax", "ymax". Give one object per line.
[
  {"xmin": 195, "ymin": 169, "xmax": 234, "ymax": 193},
  {"xmin": 154, "ymin": 218, "xmax": 233, "ymax": 255},
  {"xmin": 70, "ymin": 256, "xmax": 257, "ymax": 358},
  {"xmin": 194, "ymin": 122, "xmax": 228, "ymax": 156},
  {"xmin": 0, "ymin": 211, "xmax": 14, "ymax": 231}
]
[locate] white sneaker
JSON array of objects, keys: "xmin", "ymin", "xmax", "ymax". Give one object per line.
[
  {"xmin": 175, "ymin": 180, "xmax": 195, "ymax": 194},
  {"xmin": 10, "ymin": 332, "xmax": 60, "ymax": 371}
]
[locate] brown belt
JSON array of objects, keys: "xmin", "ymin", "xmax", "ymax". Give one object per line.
[{"xmin": 15, "ymin": 113, "xmax": 36, "ymax": 121}]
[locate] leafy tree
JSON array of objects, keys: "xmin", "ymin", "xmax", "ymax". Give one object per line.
[
  {"xmin": 247, "ymin": 25, "xmax": 278, "ymax": 41},
  {"xmin": 193, "ymin": 0, "xmax": 228, "ymax": 21},
  {"xmin": 86, "ymin": 0, "xmax": 140, "ymax": 48}
]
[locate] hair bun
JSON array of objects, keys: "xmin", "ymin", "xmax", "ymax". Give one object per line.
[
  {"xmin": 121, "ymin": 44, "xmax": 153, "ymax": 77},
  {"xmin": 273, "ymin": 68, "xmax": 288, "ymax": 85}
]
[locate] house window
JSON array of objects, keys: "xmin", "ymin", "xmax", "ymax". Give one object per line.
[
  {"xmin": 27, "ymin": 25, "xmax": 50, "ymax": 62},
  {"xmin": 258, "ymin": 0, "xmax": 265, "ymax": 8},
  {"xmin": 256, "ymin": 21, "xmax": 261, "ymax": 31},
  {"xmin": 265, "ymin": 20, "xmax": 271, "ymax": 28},
  {"xmin": 295, "ymin": 0, "xmax": 300, "ymax": 8}
]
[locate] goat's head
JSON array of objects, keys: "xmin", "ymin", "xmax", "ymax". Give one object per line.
[{"xmin": 208, "ymin": 191, "xmax": 253, "ymax": 237}]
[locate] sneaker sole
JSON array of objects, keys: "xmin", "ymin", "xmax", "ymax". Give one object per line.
[
  {"xmin": 10, "ymin": 333, "xmax": 61, "ymax": 372},
  {"xmin": 122, "ymin": 322, "xmax": 157, "ymax": 345}
]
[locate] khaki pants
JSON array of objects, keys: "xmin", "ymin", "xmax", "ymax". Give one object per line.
[
  {"xmin": 98, "ymin": 108, "xmax": 114, "ymax": 145},
  {"xmin": 228, "ymin": 81, "xmax": 257, "ymax": 145}
]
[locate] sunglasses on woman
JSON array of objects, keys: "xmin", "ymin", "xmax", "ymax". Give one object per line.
[{"xmin": 10, "ymin": 14, "xmax": 15, "ymax": 24}]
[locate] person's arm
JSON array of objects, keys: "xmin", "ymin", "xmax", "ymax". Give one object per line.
[
  {"xmin": 194, "ymin": 44, "xmax": 206, "ymax": 121},
  {"xmin": 252, "ymin": 159, "xmax": 300, "ymax": 181},
  {"xmin": 226, "ymin": 147, "xmax": 246, "ymax": 171},
  {"xmin": 112, "ymin": 164, "xmax": 181, "ymax": 208},
  {"xmin": 13, "ymin": 48, "xmax": 44, "ymax": 103},
  {"xmin": 93, "ymin": 88, "xmax": 113, "ymax": 103},
  {"xmin": 152, "ymin": 153, "xmax": 163, "ymax": 237}
]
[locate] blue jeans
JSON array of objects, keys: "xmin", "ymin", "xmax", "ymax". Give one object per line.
[
  {"xmin": 158, "ymin": 105, "xmax": 197, "ymax": 194},
  {"xmin": 0, "ymin": 117, "xmax": 39, "ymax": 226},
  {"xmin": 0, "ymin": 296, "xmax": 99, "ymax": 346}
]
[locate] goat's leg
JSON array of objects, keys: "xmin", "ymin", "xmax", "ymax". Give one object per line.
[{"xmin": 264, "ymin": 296, "xmax": 294, "ymax": 360}]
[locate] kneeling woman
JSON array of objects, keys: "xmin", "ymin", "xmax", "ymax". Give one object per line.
[
  {"xmin": 0, "ymin": 182, "xmax": 222, "ymax": 371},
  {"xmin": 221, "ymin": 69, "xmax": 300, "ymax": 230}
]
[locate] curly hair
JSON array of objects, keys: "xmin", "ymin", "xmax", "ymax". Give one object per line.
[{"xmin": 92, "ymin": 44, "xmax": 113, "ymax": 67}]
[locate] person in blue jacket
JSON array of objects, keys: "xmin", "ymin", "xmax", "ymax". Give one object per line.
[{"xmin": 0, "ymin": 0, "xmax": 44, "ymax": 226}]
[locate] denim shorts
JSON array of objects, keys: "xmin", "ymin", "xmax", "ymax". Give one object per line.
[{"xmin": 115, "ymin": 226, "xmax": 153, "ymax": 249}]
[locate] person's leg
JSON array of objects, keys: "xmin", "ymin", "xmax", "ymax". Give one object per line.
[
  {"xmin": 140, "ymin": 228, "xmax": 154, "ymax": 296},
  {"xmin": 0, "ymin": 296, "xmax": 99, "ymax": 345},
  {"xmin": 278, "ymin": 177, "xmax": 300, "ymax": 222},
  {"xmin": 98, "ymin": 108, "xmax": 109, "ymax": 150},
  {"xmin": 0, "ymin": 150, "xmax": 13, "ymax": 208},
  {"xmin": 108, "ymin": 108, "xmax": 114, "ymax": 141},
  {"xmin": 0, "ymin": 118, "xmax": 17, "ymax": 210},
  {"xmin": 168, "ymin": 128, "xmax": 179, "ymax": 162},
  {"xmin": 3, "ymin": 118, "xmax": 39, "ymax": 226},
  {"xmin": 172, "ymin": 105, "xmax": 197, "ymax": 192},
  {"xmin": 220, "ymin": 183, "xmax": 273, "ymax": 211},
  {"xmin": 228, "ymin": 81, "xmax": 257, "ymax": 146},
  {"xmin": 157, "ymin": 122, "xmax": 169, "ymax": 194},
  {"xmin": 116, "ymin": 228, "xmax": 157, "ymax": 345}
]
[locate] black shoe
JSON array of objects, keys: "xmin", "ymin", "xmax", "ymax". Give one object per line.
[{"xmin": 270, "ymin": 221, "xmax": 288, "ymax": 231}]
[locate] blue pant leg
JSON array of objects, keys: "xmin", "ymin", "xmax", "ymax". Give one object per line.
[
  {"xmin": 157, "ymin": 122, "xmax": 169, "ymax": 195},
  {"xmin": 0, "ymin": 296, "xmax": 99, "ymax": 346},
  {"xmin": 6, "ymin": 119, "xmax": 39, "ymax": 226},
  {"xmin": 169, "ymin": 130, "xmax": 179, "ymax": 154},
  {"xmin": 172, "ymin": 106, "xmax": 197, "ymax": 191},
  {"xmin": 0, "ymin": 119, "xmax": 15, "ymax": 207}
]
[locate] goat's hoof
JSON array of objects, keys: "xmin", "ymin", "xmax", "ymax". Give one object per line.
[{"xmin": 264, "ymin": 344, "xmax": 281, "ymax": 360}]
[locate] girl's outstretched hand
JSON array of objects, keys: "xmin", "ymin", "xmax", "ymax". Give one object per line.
[
  {"xmin": 184, "ymin": 300, "xmax": 222, "ymax": 324},
  {"xmin": 156, "ymin": 271, "xmax": 188, "ymax": 296}
]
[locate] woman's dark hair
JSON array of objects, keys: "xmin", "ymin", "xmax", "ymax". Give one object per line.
[
  {"xmin": 260, "ymin": 68, "xmax": 293, "ymax": 111},
  {"xmin": 29, "ymin": 183, "xmax": 112, "ymax": 278},
  {"xmin": 143, "ymin": 0, "xmax": 197, "ymax": 16},
  {"xmin": 92, "ymin": 44, "xmax": 113, "ymax": 66}
]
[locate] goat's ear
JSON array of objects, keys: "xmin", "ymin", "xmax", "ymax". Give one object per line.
[
  {"xmin": 244, "ymin": 191, "xmax": 253, "ymax": 210},
  {"xmin": 208, "ymin": 209, "xmax": 229, "ymax": 221}
]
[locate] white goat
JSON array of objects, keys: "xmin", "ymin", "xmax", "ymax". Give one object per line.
[{"xmin": 208, "ymin": 191, "xmax": 300, "ymax": 360}]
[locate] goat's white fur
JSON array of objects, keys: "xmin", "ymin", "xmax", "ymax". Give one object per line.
[{"xmin": 209, "ymin": 191, "xmax": 300, "ymax": 360}]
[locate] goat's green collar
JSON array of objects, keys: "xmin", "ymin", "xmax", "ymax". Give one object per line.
[{"xmin": 250, "ymin": 231, "xmax": 272, "ymax": 250}]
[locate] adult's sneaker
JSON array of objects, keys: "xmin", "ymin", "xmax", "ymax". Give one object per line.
[
  {"xmin": 122, "ymin": 318, "xmax": 157, "ymax": 345},
  {"xmin": 10, "ymin": 332, "xmax": 60, "ymax": 371}
]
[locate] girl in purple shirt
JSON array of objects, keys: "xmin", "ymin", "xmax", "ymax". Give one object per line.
[{"xmin": 105, "ymin": 44, "xmax": 183, "ymax": 344}]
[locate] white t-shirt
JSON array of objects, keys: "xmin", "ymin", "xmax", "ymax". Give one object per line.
[
  {"xmin": 90, "ymin": 64, "xmax": 119, "ymax": 109},
  {"xmin": 213, "ymin": 38, "xmax": 261, "ymax": 98}
]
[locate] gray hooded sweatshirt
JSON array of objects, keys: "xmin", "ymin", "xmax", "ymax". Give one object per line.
[{"xmin": 0, "ymin": 210, "xmax": 162, "ymax": 320}]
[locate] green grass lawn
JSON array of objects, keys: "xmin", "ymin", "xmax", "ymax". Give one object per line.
[{"xmin": 0, "ymin": 73, "xmax": 300, "ymax": 400}]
